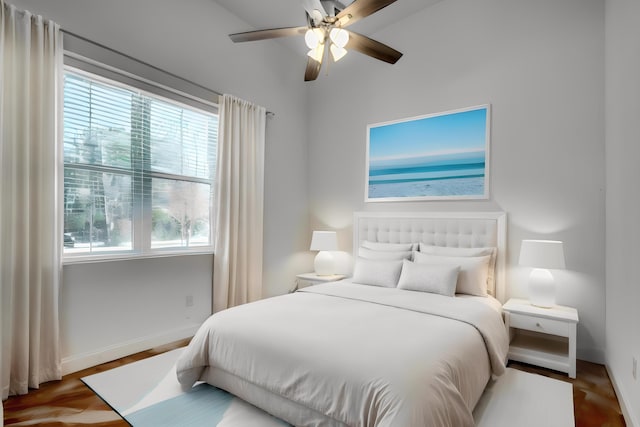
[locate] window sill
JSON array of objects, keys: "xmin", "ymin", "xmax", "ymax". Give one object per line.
[{"xmin": 63, "ymin": 249, "xmax": 214, "ymax": 265}]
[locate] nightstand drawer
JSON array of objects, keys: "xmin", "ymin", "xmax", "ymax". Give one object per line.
[{"xmin": 509, "ymin": 313, "xmax": 569, "ymax": 337}]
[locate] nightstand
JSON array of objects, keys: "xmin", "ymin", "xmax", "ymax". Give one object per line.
[
  {"xmin": 503, "ymin": 298, "xmax": 579, "ymax": 378},
  {"xmin": 293, "ymin": 273, "xmax": 346, "ymax": 292}
]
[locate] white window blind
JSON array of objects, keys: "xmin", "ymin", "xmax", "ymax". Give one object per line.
[{"xmin": 63, "ymin": 69, "xmax": 218, "ymax": 259}]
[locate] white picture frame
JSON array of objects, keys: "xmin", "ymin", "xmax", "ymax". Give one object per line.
[{"xmin": 365, "ymin": 104, "xmax": 491, "ymax": 202}]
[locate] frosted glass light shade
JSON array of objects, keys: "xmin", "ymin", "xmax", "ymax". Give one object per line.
[
  {"xmin": 305, "ymin": 28, "xmax": 325, "ymax": 49},
  {"xmin": 307, "ymin": 44, "xmax": 325, "ymax": 62},
  {"xmin": 330, "ymin": 44, "xmax": 347, "ymax": 62},
  {"xmin": 329, "ymin": 28, "xmax": 349, "ymax": 48},
  {"xmin": 519, "ymin": 240, "xmax": 566, "ymax": 308},
  {"xmin": 310, "ymin": 231, "xmax": 338, "ymax": 276}
]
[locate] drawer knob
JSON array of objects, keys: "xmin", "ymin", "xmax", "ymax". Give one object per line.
[{"xmin": 536, "ymin": 322, "xmax": 541, "ymax": 327}]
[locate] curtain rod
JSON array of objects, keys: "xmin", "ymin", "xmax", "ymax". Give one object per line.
[{"xmin": 60, "ymin": 29, "xmax": 274, "ymax": 117}]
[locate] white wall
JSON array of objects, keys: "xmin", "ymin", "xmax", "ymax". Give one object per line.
[
  {"xmin": 61, "ymin": 255, "xmax": 212, "ymax": 373},
  {"xmin": 8, "ymin": 0, "xmax": 310, "ymax": 371},
  {"xmin": 307, "ymin": 0, "xmax": 606, "ymax": 363},
  {"xmin": 605, "ymin": 0, "xmax": 640, "ymax": 424}
]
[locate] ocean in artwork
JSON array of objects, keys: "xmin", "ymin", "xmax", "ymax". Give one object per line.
[{"xmin": 367, "ymin": 107, "xmax": 488, "ymax": 199}]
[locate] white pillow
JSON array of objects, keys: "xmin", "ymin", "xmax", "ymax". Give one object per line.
[
  {"xmin": 419, "ymin": 243, "xmax": 495, "ymax": 258},
  {"xmin": 358, "ymin": 247, "xmax": 412, "ymax": 261},
  {"xmin": 352, "ymin": 257, "xmax": 403, "ymax": 288},
  {"xmin": 419, "ymin": 243, "xmax": 497, "ymax": 292},
  {"xmin": 361, "ymin": 240, "xmax": 414, "ymax": 252},
  {"xmin": 397, "ymin": 260, "xmax": 460, "ymax": 297},
  {"xmin": 413, "ymin": 251, "xmax": 490, "ymax": 297}
]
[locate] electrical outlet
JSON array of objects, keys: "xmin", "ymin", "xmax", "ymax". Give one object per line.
[
  {"xmin": 633, "ymin": 356, "xmax": 637, "ymax": 380},
  {"xmin": 185, "ymin": 295, "xmax": 194, "ymax": 307}
]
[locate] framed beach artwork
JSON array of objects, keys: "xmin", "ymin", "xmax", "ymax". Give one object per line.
[{"xmin": 365, "ymin": 104, "xmax": 490, "ymax": 202}]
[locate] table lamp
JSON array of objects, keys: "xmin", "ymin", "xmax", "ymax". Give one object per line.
[
  {"xmin": 519, "ymin": 239, "xmax": 566, "ymax": 308},
  {"xmin": 310, "ymin": 231, "xmax": 337, "ymax": 276}
]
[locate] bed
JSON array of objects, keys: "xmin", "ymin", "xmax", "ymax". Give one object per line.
[{"xmin": 177, "ymin": 211, "xmax": 509, "ymax": 427}]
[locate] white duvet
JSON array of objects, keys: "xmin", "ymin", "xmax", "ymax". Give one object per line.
[{"xmin": 176, "ymin": 281, "xmax": 509, "ymax": 427}]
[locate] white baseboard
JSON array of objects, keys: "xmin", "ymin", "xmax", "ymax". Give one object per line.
[
  {"xmin": 61, "ymin": 324, "xmax": 200, "ymax": 376},
  {"xmin": 606, "ymin": 364, "xmax": 639, "ymax": 427}
]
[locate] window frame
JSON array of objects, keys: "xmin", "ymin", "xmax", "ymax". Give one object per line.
[{"xmin": 62, "ymin": 66, "xmax": 218, "ymax": 264}]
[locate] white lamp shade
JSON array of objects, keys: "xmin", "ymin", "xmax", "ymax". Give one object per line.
[
  {"xmin": 519, "ymin": 240, "xmax": 566, "ymax": 269},
  {"xmin": 519, "ymin": 239, "xmax": 565, "ymax": 308},
  {"xmin": 310, "ymin": 231, "xmax": 338, "ymax": 251}
]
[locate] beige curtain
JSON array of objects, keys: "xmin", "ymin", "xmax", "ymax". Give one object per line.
[
  {"xmin": 213, "ymin": 94, "xmax": 266, "ymax": 312},
  {"xmin": 0, "ymin": 1, "xmax": 63, "ymax": 399}
]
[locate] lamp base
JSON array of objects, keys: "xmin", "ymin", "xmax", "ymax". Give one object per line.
[
  {"xmin": 528, "ymin": 268, "xmax": 556, "ymax": 308},
  {"xmin": 314, "ymin": 251, "xmax": 334, "ymax": 276}
]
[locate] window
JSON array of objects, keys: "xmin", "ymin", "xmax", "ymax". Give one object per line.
[{"xmin": 63, "ymin": 69, "xmax": 218, "ymax": 259}]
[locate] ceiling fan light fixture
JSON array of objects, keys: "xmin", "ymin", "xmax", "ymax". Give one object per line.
[
  {"xmin": 330, "ymin": 44, "xmax": 347, "ymax": 62},
  {"xmin": 329, "ymin": 28, "xmax": 349, "ymax": 48},
  {"xmin": 228, "ymin": 0, "xmax": 403, "ymax": 82},
  {"xmin": 307, "ymin": 43, "xmax": 325, "ymax": 62},
  {"xmin": 304, "ymin": 28, "xmax": 325, "ymax": 49}
]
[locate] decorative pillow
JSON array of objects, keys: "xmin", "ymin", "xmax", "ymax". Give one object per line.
[
  {"xmin": 361, "ymin": 240, "xmax": 415, "ymax": 252},
  {"xmin": 358, "ymin": 247, "xmax": 412, "ymax": 261},
  {"xmin": 413, "ymin": 251, "xmax": 491, "ymax": 297},
  {"xmin": 419, "ymin": 243, "xmax": 497, "ymax": 292},
  {"xmin": 352, "ymin": 257, "xmax": 404, "ymax": 288},
  {"xmin": 397, "ymin": 259, "xmax": 460, "ymax": 297}
]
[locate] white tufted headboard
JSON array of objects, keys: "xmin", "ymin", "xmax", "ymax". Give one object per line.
[{"xmin": 353, "ymin": 211, "xmax": 507, "ymax": 302}]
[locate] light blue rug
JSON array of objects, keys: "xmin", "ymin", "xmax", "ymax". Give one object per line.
[{"xmin": 82, "ymin": 348, "xmax": 289, "ymax": 427}]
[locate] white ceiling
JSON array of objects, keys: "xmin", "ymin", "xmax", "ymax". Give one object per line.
[{"xmin": 214, "ymin": 0, "xmax": 442, "ymax": 56}]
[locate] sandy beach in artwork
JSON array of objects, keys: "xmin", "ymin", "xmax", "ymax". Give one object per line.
[{"xmin": 368, "ymin": 176, "xmax": 485, "ymax": 199}]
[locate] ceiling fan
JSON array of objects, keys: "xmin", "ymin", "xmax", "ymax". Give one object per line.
[{"xmin": 228, "ymin": 0, "xmax": 403, "ymax": 81}]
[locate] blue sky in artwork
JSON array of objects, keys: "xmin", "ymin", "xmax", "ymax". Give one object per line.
[{"xmin": 369, "ymin": 107, "xmax": 487, "ymax": 163}]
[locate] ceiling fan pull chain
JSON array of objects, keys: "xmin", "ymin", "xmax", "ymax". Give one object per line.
[{"xmin": 325, "ymin": 48, "xmax": 332, "ymax": 76}]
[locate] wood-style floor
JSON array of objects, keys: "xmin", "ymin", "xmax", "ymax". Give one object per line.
[
  {"xmin": 3, "ymin": 340, "xmax": 626, "ymax": 426},
  {"xmin": 2, "ymin": 339, "xmax": 190, "ymax": 427}
]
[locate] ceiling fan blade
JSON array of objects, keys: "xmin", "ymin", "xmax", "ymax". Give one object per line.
[
  {"xmin": 304, "ymin": 57, "xmax": 322, "ymax": 81},
  {"xmin": 346, "ymin": 31, "xmax": 402, "ymax": 64},
  {"xmin": 336, "ymin": 0, "xmax": 398, "ymax": 28},
  {"xmin": 229, "ymin": 26, "xmax": 307, "ymax": 43}
]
